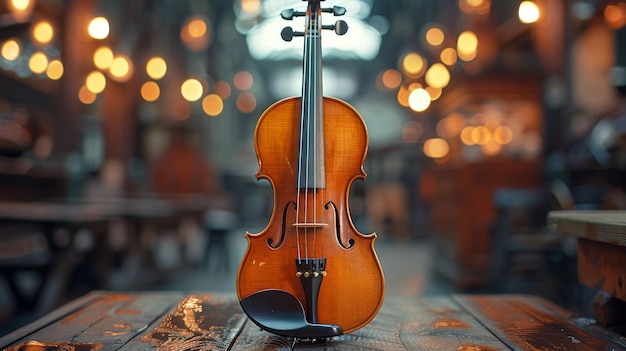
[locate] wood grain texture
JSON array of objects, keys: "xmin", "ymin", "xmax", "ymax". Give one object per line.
[
  {"xmin": 577, "ymin": 239, "xmax": 626, "ymax": 302},
  {"xmin": 3, "ymin": 292, "xmax": 183, "ymax": 351},
  {"xmin": 453, "ymin": 294, "xmax": 624, "ymax": 351},
  {"xmin": 119, "ymin": 294, "xmax": 246, "ymax": 351},
  {"xmin": 5, "ymin": 292, "xmax": 626, "ymax": 350},
  {"xmin": 548, "ymin": 210, "xmax": 626, "ymax": 246}
]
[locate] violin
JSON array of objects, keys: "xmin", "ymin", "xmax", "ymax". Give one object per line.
[{"xmin": 236, "ymin": 0, "xmax": 385, "ymax": 339}]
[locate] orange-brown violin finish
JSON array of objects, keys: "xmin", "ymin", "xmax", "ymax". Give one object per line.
[{"xmin": 236, "ymin": 0, "xmax": 384, "ymax": 337}]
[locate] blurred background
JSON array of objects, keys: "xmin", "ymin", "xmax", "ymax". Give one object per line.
[{"xmin": 1, "ymin": 0, "xmax": 625, "ymax": 335}]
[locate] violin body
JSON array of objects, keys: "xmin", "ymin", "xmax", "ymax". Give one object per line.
[
  {"xmin": 236, "ymin": 0, "xmax": 384, "ymax": 338},
  {"xmin": 237, "ymin": 96, "xmax": 384, "ymax": 334}
]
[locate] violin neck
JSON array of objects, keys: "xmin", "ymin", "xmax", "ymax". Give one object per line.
[{"xmin": 298, "ymin": 1, "xmax": 326, "ymax": 190}]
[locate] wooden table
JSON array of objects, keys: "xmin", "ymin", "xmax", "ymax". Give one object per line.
[
  {"xmin": 548, "ymin": 210, "xmax": 626, "ymax": 330},
  {"xmin": 0, "ymin": 201, "xmax": 117, "ymax": 314},
  {"xmin": 1, "ymin": 291, "xmax": 625, "ymax": 350}
]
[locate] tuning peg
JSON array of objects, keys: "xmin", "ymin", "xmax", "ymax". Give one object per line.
[
  {"xmin": 281, "ymin": 8, "xmax": 306, "ymax": 20},
  {"xmin": 281, "ymin": 27, "xmax": 304, "ymax": 42},
  {"xmin": 322, "ymin": 6, "xmax": 347, "ymax": 16},
  {"xmin": 322, "ymin": 20, "xmax": 348, "ymax": 36}
]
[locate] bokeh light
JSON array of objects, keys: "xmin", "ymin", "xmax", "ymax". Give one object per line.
[
  {"xmin": 181, "ymin": 78, "xmax": 204, "ymax": 102},
  {"xmin": 46, "ymin": 59, "xmax": 64, "ymax": 80},
  {"xmin": 78, "ymin": 85, "xmax": 97, "ymax": 104},
  {"xmin": 236, "ymin": 92, "xmax": 257, "ymax": 113},
  {"xmin": 181, "ymin": 15, "xmax": 211, "ymax": 52},
  {"xmin": 425, "ymin": 63, "xmax": 450, "ymax": 89},
  {"xmin": 380, "ymin": 69, "xmax": 403, "ymax": 90},
  {"xmin": 425, "ymin": 27, "xmax": 445, "ymax": 46},
  {"xmin": 93, "ymin": 46, "xmax": 114, "ymax": 70},
  {"xmin": 1, "ymin": 39, "xmax": 21, "ymax": 61},
  {"xmin": 202, "ymin": 94, "xmax": 224, "ymax": 117},
  {"xmin": 234, "ymin": 71, "xmax": 254, "ymax": 91},
  {"xmin": 141, "ymin": 81, "xmax": 160, "ymax": 102},
  {"xmin": 29, "ymin": 51, "xmax": 48, "ymax": 74},
  {"xmin": 32, "ymin": 21, "xmax": 54, "ymax": 45},
  {"xmin": 109, "ymin": 55, "xmax": 133, "ymax": 82},
  {"xmin": 86, "ymin": 71, "xmax": 106, "ymax": 94},
  {"xmin": 441, "ymin": 48, "xmax": 457, "ymax": 66},
  {"xmin": 518, "ymin": 1, "xmax": 540, "ymax": 24},
  {"xmin": 146, "ymin": 56, "xmax": 167, "ymax": 80},
  {"xmin": 457, "ymin": 31, "xmax": 478, "ymax": 61},
  {"xmin": 424, "ymin": 138, "xmax": 450, "ymax": 159},
  {"xmin": 408, "ymin": 88, "xmax": 431, "ymax": 112},
  {"xmin": 88, "ymin": 17, "xmax": 110, "ymax": 40},
  {"xmin": 401, "ymin": 52, "xmax": 426, "ymax": 78}
]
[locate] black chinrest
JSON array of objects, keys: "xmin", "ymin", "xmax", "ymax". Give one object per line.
[{"xmin": 240, "ymin": 289, "xmax": 343, "ymax": 339}]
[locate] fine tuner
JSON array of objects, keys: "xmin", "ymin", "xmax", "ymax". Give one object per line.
[{"xmin": 280, "ymin": 6, "xmax": 348, "ymax": 42}]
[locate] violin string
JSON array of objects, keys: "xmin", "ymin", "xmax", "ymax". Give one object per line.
[{"xmin": 312, "ymin": 7, "xmax": 318, "ymax": 260}]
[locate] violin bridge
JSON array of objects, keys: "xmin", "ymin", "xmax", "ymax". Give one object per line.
[{"xmin": 293, "ymin": 223, "xmax": 329, "ymax": 229}]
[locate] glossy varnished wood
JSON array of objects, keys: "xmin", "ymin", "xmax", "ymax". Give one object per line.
[
  {"xmin": 237, "ymin": 97, "xmax": 385, "ymax": 334},
  {"xmin": 3, "ymin": 292, "xmax": 626, "ymax": 350}
]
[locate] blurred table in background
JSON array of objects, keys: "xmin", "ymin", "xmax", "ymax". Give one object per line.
[
  {"xmin": 0, "ymin": 194, "xmax": 226, "ymax": 316},
  {"xmin": 548, "ymin": 210, "xmax": 626, "ymax": 333}
]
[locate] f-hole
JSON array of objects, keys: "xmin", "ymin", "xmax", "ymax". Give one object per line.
[
  {"xmin": 325, "ymin": 202, "xmax": 354, "ymax": 249},
  {"xmin": 267, "ymin": 201, "xmax": 296, "ymax": 249}
]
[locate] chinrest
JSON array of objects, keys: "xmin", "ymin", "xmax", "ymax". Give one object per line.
[{"xmin": 240, "ymin": 289, "xmax": 343, "ymax": 339}]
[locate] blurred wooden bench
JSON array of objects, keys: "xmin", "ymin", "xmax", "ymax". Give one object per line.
[
  {"xmin": 2, "ymin": 291, "xmax": 625, "ymax": 350},
  {"xmin": 548, "ymin": 210, "xmax": 626, "ymax": 334}
]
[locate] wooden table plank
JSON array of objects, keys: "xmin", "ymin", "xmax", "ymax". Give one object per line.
[
  {"xmin": 547, "ymin": 210, "xmax": 626, "ymax": 246},
  {"xmin": 2, "ymin": 292, "xmax": 183, "ymax": 351},
  {"xmin": 453, "ymin": 294, "xmax": 624, "ymax": 351},
  {"xmin": 230, "ymin": 297, "xmax": 511, "ymax": 350},
  {"xmin": 119, "ymin": 293, "xmax": 246, "ymax": 351},
  {"xmin": 0, "ymin": 291, "xmax": 105, "ymax": 348},
  {"xmin": 6, "ymin": 292, "xmax": 626, "ymax": 350}
]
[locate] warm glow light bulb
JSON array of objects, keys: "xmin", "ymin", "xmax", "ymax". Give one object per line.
[
  {"xmin": 425, "ymin": 63, "xmax": 450, "ymax": 89},
  {"xmin": 78, "ymin": 85, "xmax": 97, "ymax": 104},
  {"xmin": 187, "ymin": 18, "xmax": 207, "ymax": 39},
  {"xmin": 8, "ymin": 0, "xmax": 33, "ymax": 21},
  {"xmin": 46, "ymin": 59, "xmax": 63, "ymax": 80},
  {"xmin": 109, "ymin": 55, "xmax": 133, "ymax": 82},
  {"xmin": 408, "ymin": 88, "xmax": 431, "ymax": 112},
  {"xmin": 86, "ymin": 71, "xmax": 106, "ymax": 94},
  {"xmin": 88, "ymin": 17, "xmax": 110, "ymax": 40},
  {"xmin": 146, "ymin": 56, "xmax": 167, "ymax": 80},
  {"xmin": 457, "ymin": 31, "xmax": 478, "ymax": 61},
  {"xmin": 441, "ymin": 48, "xmax": 457, "ymax": 66},
  {"xmin": 425, "ymin": 27, "xmax": 445, "ymax": 46},
  {"xmin": 10, "ymin": 0, "xmax": 30, "ymax": 10},
  {"xmin": 424, "ymin": 138, "xmax": 450, "ymax": 159},
  {"xmin": 141, "ymin": 81, "xmax": 160, "ymax": 102},
  {"xmin": 1, "ymin": 39, "xmax": 21, "ymax": 61},
  {"xmin": 202, "ymin": 94, "xmax": 224, "ymax": 117},
  {"xmin": 29, "ymin": 51, "xmax": 48, "ymax": 74},
  {"xmin": 381, "ymin": 69, "xmax": 403, "ymax": 90},
  {"xmin": 33, "ymin": 21, "xmax": 54, "ymax": 45},
  {"xmin": 402, "ymin": 52, "xmax": 426, "ymax": 77},
  {"xmin": 93, "ymin": 46, "xmax": 114, "ymax": 69},
  {"xmin": 518, "ymin": 1, "xmax": 540, "ymax": 24},
  {"xmin": 181, "ymin": 78, "xmax": 204, "ymax": 102}
]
